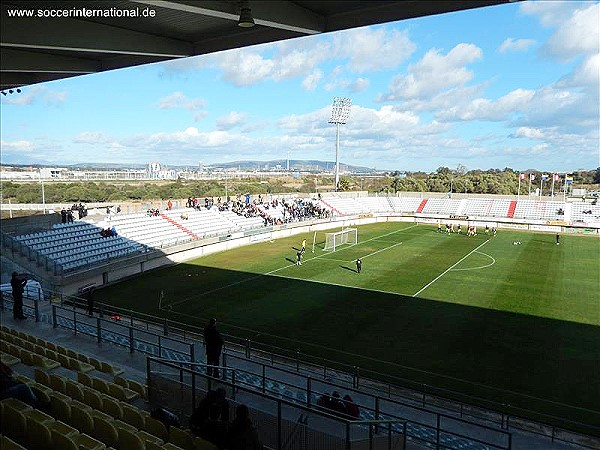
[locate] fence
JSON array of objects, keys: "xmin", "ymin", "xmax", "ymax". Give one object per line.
[{"xmin": 1, "ymin": 289, "xmax": 599, "ymax": 449}]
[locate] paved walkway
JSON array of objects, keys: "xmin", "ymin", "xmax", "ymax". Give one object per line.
[{"xmin": 2, "ymin": 298, "xmax": 595, "ymax": 450}]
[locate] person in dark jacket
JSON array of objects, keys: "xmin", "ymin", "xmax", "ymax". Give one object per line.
[
  {"xmin": 203, "ymin": 318, "xmax": 223, "ymax": 378},
  {"xmin": 11, "ymin": 272, "xmax": 27, "ymax": 320},
  {"xmin": 228, "ymin": 404, "xmax": 263, "ymax": 450}
]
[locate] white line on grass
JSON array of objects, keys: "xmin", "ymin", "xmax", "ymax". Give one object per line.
[
  {"xmin": 164, "ymin": 223, "xmax": 419, "ymax": 310},
  {"xmin": 451, "ymin": 250, "xmax": 496, "ymax": 271},
  {"xmin": 412, "ymin": 239, "xmax": 490, "ymax": 297}
]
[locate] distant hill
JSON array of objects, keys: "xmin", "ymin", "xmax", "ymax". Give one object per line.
[
  {"xmin": 7, "ymin": 160, "xmax": 378, "ymax": 174},
  {"xmin": 204, "ymin": 159, "xmax": 377, "ymax": 173}
]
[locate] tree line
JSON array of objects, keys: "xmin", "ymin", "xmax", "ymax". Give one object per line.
[{"xmin": 2, "ymin": 168, "xmax": 598, "ymax": 204}]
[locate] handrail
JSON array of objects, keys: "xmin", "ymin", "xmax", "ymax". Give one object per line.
[
  {"xmin": 170, "ymin": 359, "xmax": 511, "ymax": 449},
  {"xmin": 2, "ymin": 288, "xmax": 599, "ymax": 447}
]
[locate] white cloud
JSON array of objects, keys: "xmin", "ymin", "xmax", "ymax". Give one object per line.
[
  {"xmin": 382, "ymin": 44, "xmax": 483, "ymax": 100},
  {"xmin": 215, "ymin": 49, "xmax": 275, "ymax": 86},
  {"xmin": 157, "ymin": 92, "xmax": 206, "ymax": 110},
  {"xmin": 216, "ymin": 112, "xmax": 246, "ymax": 130},
  {"xmin": 1, "ymin": 86, "xmax": 67, "ymax": 106},
  {"xmin": 513, "ymin": 127, "xmax": 545, "ymax": 139},
  {"xmin": 302, "ymin": 70, "xmax": 323, "ymax": 91},
  {"xmin": 73, "ymin": 131, "xmax": 114, "ymax": 145},
  {"xmin": 334, "ymin": 28, "xmax": 416, "ymax": 72},
  {"xmin": 544, "ymin": 3, "xmax": 599, "ymax": 60},
  {"xmin": 498, "ymin": 38, "xmax": 535, "ymax": 53},
  {"xmin": 0, "ymin": 140, "xmax": 36, "ymax": 152},
  {"xmin": 349, "ymin": 78, "xmax": 370, "ymax": 93}
]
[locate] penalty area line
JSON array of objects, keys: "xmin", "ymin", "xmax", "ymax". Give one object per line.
[{"xmin": 412, "ymin": 239, "xmax": 490, "ymax": 298}]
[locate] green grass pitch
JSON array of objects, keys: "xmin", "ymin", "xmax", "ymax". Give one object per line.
[{"xmin": 96, "ymin": 222, "xmax": 600, "ymax": 429}]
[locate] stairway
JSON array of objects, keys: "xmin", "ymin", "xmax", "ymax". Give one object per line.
[
  {"xmin": 159, "ymin": 214, "xmax": 200, "ymax": 240},
  {"xmin": 507, "ymin": 201, "xmax": 517, "ymax": 218},
  {"xmin": 416, "ymin": 199, "xmax": 428, "ymax": 213}
]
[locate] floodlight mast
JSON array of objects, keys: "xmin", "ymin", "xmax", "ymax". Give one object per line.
[{"xmin": 328, "ymin": 97, "xmax": 352, "ymax": 191}]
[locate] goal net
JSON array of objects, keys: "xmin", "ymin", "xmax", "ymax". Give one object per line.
[{"xmin": 323, "ymin": 228, "xmax": 357, "ymax": 251}]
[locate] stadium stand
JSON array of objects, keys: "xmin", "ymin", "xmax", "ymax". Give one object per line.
[
  {"xmin": 571, "ymin": 202, "xmax": 600, "ymax": 225},
  {"xmin": 1, "ymin": 290, "xmax": 599, "ymax": 450},
  {"xmin": 513, "ymin": 200, "xmax": 567, "ymax": 221}
]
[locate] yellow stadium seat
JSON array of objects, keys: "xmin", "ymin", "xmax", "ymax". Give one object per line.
[
  {"xmin": 33, "ymin": 368, "xmax": 50, "ymax": 387},
  {"xmin": 88, "ymin": 357, "xmax": 103, "ymax": 371},
  {"xmin": 57, "ymin": 352, "xmax": 71, "ymax": 368},
  {"xmin": 65, "ymin": 379, "xmax": 85, "ymax": 402},
  {"xmin": 33, "ymin": 344, "xmax": 45, "ymax": 354},
  {"xmin": 138, "ymin": 429, "xmax": 164, "ymax": 445},
  {"xmin": 114, "ymin": 376, "xmax": 128, "ymax": 388},
  {"xmin": 56, "ymin": 345, "xmax": 68, "ymax": 355},
  {"xmin": 127, "ymin": 379, "xmax": 148, "ymax": 399},
  {"xmin": 78, "ymin": 353, "xmax": 91, "ymax": 364},
  {"xmin": 25, "ymin": 416, "xmax": 53, "ymax": 450},
  {"xmin": 121, "ymin": 402, "xmax": 146, "ymax": 430},
  {"xmin": 45, "ymin": 341, "xmax": 57, "ymax": 351},
  {"xmin": 163, "ymin": 443, "xmax": 187, "ymax": 450},
  {"xmin": 78, "ymin": 371, "xmax": 93, "ymax": 387},
  {"xmin": 49, "ymin": 430, "xmax": 79, "ymax": 450},
  {"xmin": 51, "ymin": 429, "xmax": 107, "ymax": 450},
  {"xmin": 70, "ymin": 402, "xmax": 96, "ymax": 436},
  {"xmin": 18, "ymin": 348, "xmax": 35, "ymax": 366},
  {"xmin": 50, "ymin": 391, "xmax": 72, "ymax": 423},
  {"xmin": 116, "ymin": 426, "xmax": 145, "ymax": 450},
  {"xmin": 17, "ymin": 331, "xmax": 28, "ymax": 341},
  {"xmin": 91, "ymin": 415, "xmax": 119, "ymax": 448},
  {"xmin": 49, "ymin": 373, "xmax": 67, "ymax": 394},
  {"xmin": 1, "ymin": 434, "xmax": 27, "ymax": 450},
  {"xmin": 21, "ymin": 340, "xmax": 34, "ymax": 351},
  {"xmin": 93, "ymin": 377, "xmax": 111, "ymax": 395},
  {"xmin": 1, "ymin": 351, "xmax": 21, "ymax": 366},
  {"xmin": 70, "ymin": 357, "xmax": 95, "ymax": 373},
  {"xmin": 109, "ymin": 382, "xmax": 139, "ymax": 402},
  {"xmin": 101, "ymin": 361, "xmax": 124, "ymax": 376},
  {"xmin": 29, "ymin": 382, "xmax": 52, "ymax": 405},
  {"xmin": 101, "ymin": 394, "xmax": 123, "ymax": 420},
  {"xmin": 0, "ymin": 398, "xmax": 30, "ymax": 443},
  {"xmin": 26, "ymin": 334, "xmax": 38, "ymax": 343},
  {"xmin": 144, "ymin": 416, "xmax": 169, "ymax": 442},
  {"xmin": 169, "ymin": 426, "xmax": 195, "ymax": 450},
  {"xmin": 83, "ymin": 386, "xmax": 104, "ymax": 410},
  {"xmin": 24, "ymin": 407, "xmax": 55, "ymax": 425},
  {"xmin": 33, "ymin": 353, "xmax": 61, "ymax": 370},
  {"xmin": 66, "ymin": 349, "xmax": 79, "ymax": 359},
  {"xmin": 44, "ymin": 349, "xmax": 59, "ymax": 361}
]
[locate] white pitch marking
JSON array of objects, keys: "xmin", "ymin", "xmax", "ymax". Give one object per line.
[
  {"xmin": 412, "ymin": 240, "xmax": 491, "ymax": 297},
  {"xmin": 451, "ymin": 250, "xmax": 496, "ymax": 271},
  {"xmin": 166, "ymin": 224, "xmax": 419, "ymax": 309}
]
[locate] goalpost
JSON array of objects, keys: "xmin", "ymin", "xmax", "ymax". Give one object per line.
[{"xmin": 323, "ymin": 228, "xmax": 358, "ymax": 251}]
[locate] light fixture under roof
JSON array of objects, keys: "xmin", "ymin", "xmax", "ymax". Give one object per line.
[{"xmin": 238, "ymin": 1, "xmax": 255, "ymax": 28}]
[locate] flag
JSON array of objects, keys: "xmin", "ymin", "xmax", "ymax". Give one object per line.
[
  {"xmin": 565, "ymin": 175, "xmax": 573, "ymax": 184},
  {"xmin": 519, "ymin": 173, "xmax": 526, "ymax": 180},
  {"xmin": 541, "ymin": 173, "xmax": 549, "ymax": 181},
  {"xmin": 530, "ymin": 174, "xmax": 536, "ymax": 181},
  {"xmin": 553, "ymin": 174, "xmax": 560, "ymax": 181}
]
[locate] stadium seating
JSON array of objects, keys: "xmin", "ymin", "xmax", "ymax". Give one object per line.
[{"xmin": 321, "ymin": 197, "xmax": 370, "ymax": 215}]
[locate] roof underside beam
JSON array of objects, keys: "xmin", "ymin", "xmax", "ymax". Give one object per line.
[
  {"xmin": 0, "ymin": 4, "xmax": 193, "ymax": 58},
  {"xmin": 132, "ymin": 0, "xmax": 325, "ymax": 34}
]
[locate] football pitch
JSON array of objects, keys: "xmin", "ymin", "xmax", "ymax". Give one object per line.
[{"xmin": 96, "ymin": 222, "xmax": 600, "ymax": 429}]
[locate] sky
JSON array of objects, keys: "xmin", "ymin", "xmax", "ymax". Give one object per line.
[{"xmin": 1, "ymin": 1, "xmax": 599, "ymax": 172}]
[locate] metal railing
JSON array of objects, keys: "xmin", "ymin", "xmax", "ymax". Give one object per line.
[
  {"xmin": 147, "ymin": 357, "xmax": 409, "ymax": 450},
  {"xmin": 162, "ymin": 359, "xmax": 511, "ymax": 450},
  {"xmin": 2, "ymin": 289, "xmax": 599, "ymax": 449}
]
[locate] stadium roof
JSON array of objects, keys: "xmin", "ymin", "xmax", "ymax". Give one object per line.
[{"xmin": 1, "ymin": 0, "xmax": 513, "ymax": 90}]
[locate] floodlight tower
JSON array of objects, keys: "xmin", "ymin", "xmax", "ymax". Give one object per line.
[{"xmin": 329, "ymin": 97, "xmax": 352, "ymax": 191}]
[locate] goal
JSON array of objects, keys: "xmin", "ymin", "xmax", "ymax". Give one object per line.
[{"xmin": 323, "ymin": 228, "xmax": 358, "ymax": 251}]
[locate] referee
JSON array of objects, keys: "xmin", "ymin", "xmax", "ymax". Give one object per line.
[{"xmin": 356, "ymin": 258, "xmax": 362, "ymax": 273}]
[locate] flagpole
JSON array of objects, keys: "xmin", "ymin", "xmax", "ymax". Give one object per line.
[
  {"xmin": 551, "ymin": 174, "xmax": 555, "ymax": 198},
  {"xmin": 517, "ymin": 176, "xmax": 521, "ymax": 202},
  {"xmin": 528, "ymin": 174, "xmax": 531, "ymax": 196},
  {"xmin": 539, "ymin": 177, "xmax": 543, "ymax": 197},
  {"xmin": 563, "ymin": 176, "xmax": 566, "ymax": 202}
]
